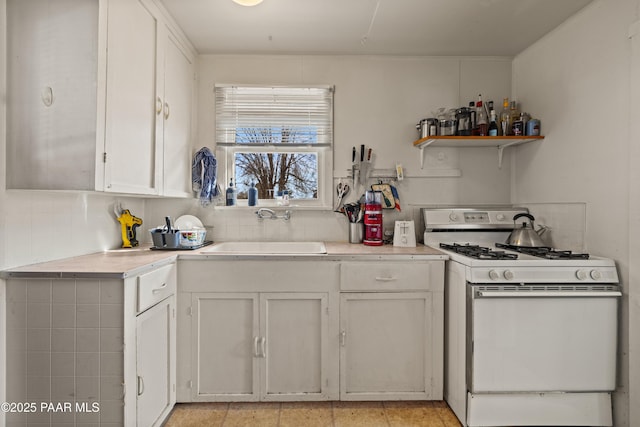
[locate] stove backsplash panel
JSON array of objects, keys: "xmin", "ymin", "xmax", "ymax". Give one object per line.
[{"xmin": 521, "ymin": 202, "xmax": 586, "ymax": 252}]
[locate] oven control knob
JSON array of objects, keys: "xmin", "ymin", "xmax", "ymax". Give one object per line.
[
  {"xmin": 496, "ymin": 214, "xmax": 506, "ymax": 221},
  {"xmin": 576, "ymin": 269, "xmax": 588, "ymax": 281},
  {"xmin": 488, "ymin": 270, "xmax": 500, "ymax": 280},
  {"xmin": 449, "ymin": 212, "xmax": 459, "ymax": 222},
  {"xmin": 590, "ymin": 269, "xmax": 602, "ymax": 280},
  {"xmin": 503, "ymin": 270, "xmax": 514, "ymax": 280}
]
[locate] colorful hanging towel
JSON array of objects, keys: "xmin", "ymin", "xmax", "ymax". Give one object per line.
[
  {"xmin": 390, "ymin": 185, "xmax": 401, "ymax": 212},
  {"xmin": 192, "ymin": 147, "xmax": 219, "ymax": 206}
]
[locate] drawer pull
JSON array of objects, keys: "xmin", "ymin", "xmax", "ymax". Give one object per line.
[
  {"xmin": 254, "ymin": 336, "xmax": 260, "ymax": 357},
  {"xmin": 375, "ymin": 276, "xmax": 397, "ymax": 282},
  {"xmin": 152, "ymin": 283, "xmax": 168, "ymax": 293},
  {"xmin": 340, "ymin": 330, "xmax": 346, "ymax": 346}
]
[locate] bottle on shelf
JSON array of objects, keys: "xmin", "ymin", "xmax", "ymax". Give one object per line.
[
  {"xmin": 469, "ymin": 101, "xmax": 478, "ymax": 135},
  {"xmin": 476, "ymin": 94, "xmax": 488, "ymax": 136},
  {"xmin": 488, "ymin": 110, "xmax": 499, "ymax": 136},
  {"xmin": 500, "ymin": 98, "xmax": 510, "ymax": 136},
  {"xmin": 248, "ymin": 181, "xmax": 258, "ymax": 206},
  {"xmin": 509, "ymin": 101, "xmax": 520, "ymax": 135},
  {"xmin": 225, "ymin": 178, "xmax": 237, "ymax": 206}
]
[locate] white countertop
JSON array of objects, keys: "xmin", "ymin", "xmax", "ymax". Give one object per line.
[{"xmin": 1, "ymin": 242, "xmax": 447, "ymax": 279}]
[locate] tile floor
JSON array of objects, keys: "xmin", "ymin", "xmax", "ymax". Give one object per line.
[{"xmin": 164, "ymin": 401, "xmax": 462, "ymax": 427}]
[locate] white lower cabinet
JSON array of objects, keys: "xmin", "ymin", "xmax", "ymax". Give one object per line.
[
  {"xmin": 3, "ymin": 262, "xmax": 177, "ymax": 426},
  {"xmin": 136, "ymin": 295, "xmax": 176, "ymax": 426},
  {"xmin": 177, "ymin": 258, "xmax": 443, "ymax": 404},
  {"xmin": 190, "ymin": 292, "xmax": 332, "ymax": 401},
  {"xmin": 339, "ymin": 261, "xmax": 444, "ymax": 400},
  {"xmin": 340, "ymin": 292, "xmax": 435, "ymax": 400},
  {"xmin": 129, "ymin": 263, "xmax": 177, "ymax": 426}
]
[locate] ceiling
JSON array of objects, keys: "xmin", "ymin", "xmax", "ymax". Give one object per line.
[{"xmin": 160, "ymin": 0, "xmax": 594, "ymax": 56}]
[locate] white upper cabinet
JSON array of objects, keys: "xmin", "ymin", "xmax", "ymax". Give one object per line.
[
  {"xmin": 160, "ymin": 28, "xmax": 195, "ymax": 197},
  {"xmin": 6, "ymin": 0, "xmax": 104, "ymax": 190},
  {"xmin": 6, "ymin": 0, "xmax": 195, "ymax": 196},
  {"xmin": 104, "ymin": 0, "xmax": 161, "ymax": 194}
]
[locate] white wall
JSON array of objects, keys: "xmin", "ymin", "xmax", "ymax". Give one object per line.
[
  {"xmin": 512, "ymin": 0, "xmax": 639, "ymax": 425},
  {"xmin": 145, "ymin": 55, "xmax": 515, "ymax": 241}
]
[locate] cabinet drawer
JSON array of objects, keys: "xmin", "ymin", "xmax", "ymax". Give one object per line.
[
  {"xmin": 137, "ymin": 263, "xmax": 177, "ymax": 313},
  {"xmin": 340, "ymin": 262, "xmax": 436, "ymax": 291}
]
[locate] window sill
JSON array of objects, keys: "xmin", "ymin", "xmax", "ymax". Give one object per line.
[{"xmin": 213, "ymin": 204, "xmax": 333, "ymax": 211}]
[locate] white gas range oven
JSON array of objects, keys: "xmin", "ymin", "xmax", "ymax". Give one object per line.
[{"xmin": 422, "ymin": 207, "xmax": 621, "ymax": 427}]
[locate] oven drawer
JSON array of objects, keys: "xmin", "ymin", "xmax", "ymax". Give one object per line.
[
  {"xmin": 468, "ymin": 285, "xmax": 620, "ymax": 393},
  {"xmin": 137, "ymin": 263, "xmax": 177, "ymax": 313}
]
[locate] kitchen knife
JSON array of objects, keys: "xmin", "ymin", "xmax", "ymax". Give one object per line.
[
  {"xmin": 352, "ymin": 147, "xmax": 357, "ymax": 187},
  {"xmin": 359, "ymin": 145, "xmax": 368, "ymax": 186}
]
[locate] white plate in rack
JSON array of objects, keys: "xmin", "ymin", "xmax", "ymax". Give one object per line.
[{"xmin": 174, "ymin": 215, "xmax": 204, "ymax": 230}]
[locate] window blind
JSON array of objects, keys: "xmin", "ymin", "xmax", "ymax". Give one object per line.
[{"xmin": 215, "ymin": 85, "xmax": 334, "ymax": 145}]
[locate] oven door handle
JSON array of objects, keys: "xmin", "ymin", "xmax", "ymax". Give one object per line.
[{"xmin": 476, "ymin": 290, "xmax": 622, "ymax": 298}]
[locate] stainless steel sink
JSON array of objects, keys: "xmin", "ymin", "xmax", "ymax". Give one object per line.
[{"xmin": 203, "ymin": 241, "xmax": 327, "ymax": 255}]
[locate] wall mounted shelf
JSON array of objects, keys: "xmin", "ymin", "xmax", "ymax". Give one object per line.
[{"xmin": 413, "ymin": 135, "xmax": 544, "ymax": 169}]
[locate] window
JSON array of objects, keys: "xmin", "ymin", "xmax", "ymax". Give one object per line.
[{"xmin": 215, "ymin": 85, "xmax": 334, "ymax": 208}]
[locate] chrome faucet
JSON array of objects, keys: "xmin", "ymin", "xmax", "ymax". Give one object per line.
[{"xmin": 255, "ymin": 208, "xmax": 291, "ymax": 221}]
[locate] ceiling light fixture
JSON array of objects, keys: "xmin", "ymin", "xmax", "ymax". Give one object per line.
[{"xmin": 232, "ymin": 0, "xmax": 264, "ymax": 6}]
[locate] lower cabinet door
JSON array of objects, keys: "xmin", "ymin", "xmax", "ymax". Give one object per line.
[
  {"xmin": 190, "ymin": 292, "xmax": 333, "ymax": 401},
  {"xmin": 136, "ymin": 295, "xmax": 176, "ymax": 426},
  {"xmin": 260, "ymin": 293, "xmax": 331, "ymax": 400},
  {"xmin": 191, "ymin": 293, "xmax": 260, "ymax": 401},
  {"xmin": 339, "ymin": 292, "xmax": 434, "ymax": 400}
]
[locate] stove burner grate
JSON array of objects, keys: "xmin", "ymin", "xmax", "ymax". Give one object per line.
[
  {"xmin": 495, "ymin": 243, "xmax": 590, "ymax": 259},
  {"xmin": 439, "ymin": 243, "xmax": 518, "ymax": 260}
]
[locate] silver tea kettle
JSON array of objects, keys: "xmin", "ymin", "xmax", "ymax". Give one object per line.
[{"xmin": 506, "ymin": 213, "xmax": 546, "ymax": 247}]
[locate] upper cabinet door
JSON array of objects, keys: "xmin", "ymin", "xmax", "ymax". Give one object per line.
[
  {"xmin": 6, "ymin": 0, "xmax": 102, "ymax": 190},
  {"xmin": 104, "ymin": 0, "xmax": 161, "ymax": 195},
  {"xmin": 161, "ymin": 28, "xmax": 195, "ymax": 197}
]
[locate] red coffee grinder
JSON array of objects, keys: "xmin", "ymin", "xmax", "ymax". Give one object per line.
[{"xmin": 363, "ymin": 190, "xmax": 383, "ymax": 246}]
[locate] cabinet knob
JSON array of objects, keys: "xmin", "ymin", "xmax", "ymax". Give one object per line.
[
  {"xmin": 137, "ymin": 375, "xmax": 145, "ymax": 396},
  {"xmin": 156, "ymin": 97, "xmax": 163, "ymax": 115},
  {"xmin": 164, "ymin": 102, "xmax": 170, "ymax": 120},
  {"xmin": 41, "ymin": 86, "xmax": 54, "ymax": 107}
]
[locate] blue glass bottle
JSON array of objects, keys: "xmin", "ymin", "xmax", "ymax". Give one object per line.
[
  {"xmin": 225, "ymin": 178, "xmax": 236, "ymax": 206},
  {"xmin": 248, "ymin": 182, "xmax": 258, "ymax": 206}
]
